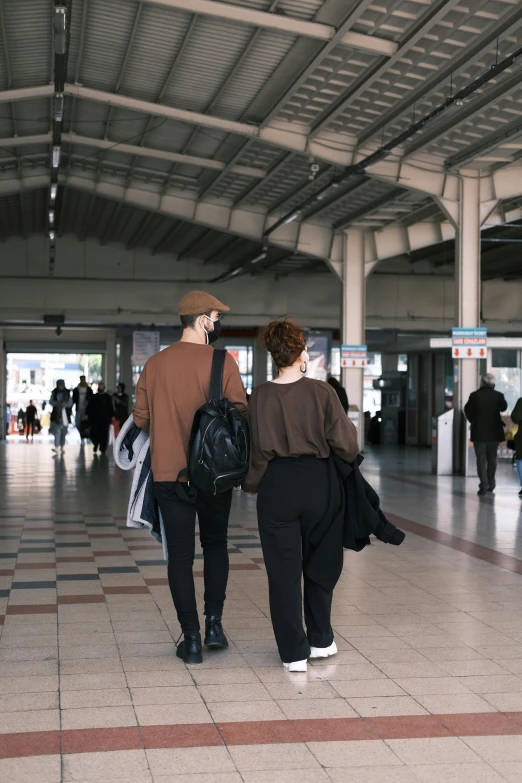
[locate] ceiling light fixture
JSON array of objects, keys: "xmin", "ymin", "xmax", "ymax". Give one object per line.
[
  {"xmin": 283, "ymin": 210, "xmax": 301, "ymax": 224},
  {"xmin": 54, "ymin": 6, "xmax": 67, "ymax": 55}
]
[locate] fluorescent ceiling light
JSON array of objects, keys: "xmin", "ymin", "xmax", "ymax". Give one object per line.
[
  {"xmin": 251, "ymin": 251, "xmax": 267, "ymax": 264},
  {"xmin": 54, "ymin": 7, "xmax": 67, "ymax": 55},
  {"xmin": 283, "ymin": 211, "xmax": 301, "ymax": 224},
  {"xmin": 52, "ymin": 146, "xmax": 61, "ymax": 167}
]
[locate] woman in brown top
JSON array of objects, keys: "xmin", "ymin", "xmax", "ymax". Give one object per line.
[{"xmin": 243, "ymin": 319, "xmax": 359, "ymax": 671}]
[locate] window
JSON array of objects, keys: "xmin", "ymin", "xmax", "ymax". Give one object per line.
[
  {"xmin": 398, "ymin": 354, "xmax": 408, "ymax": 372},
  {"xmin": 224, "ymin": 346, "xmax": 253, "ymax": 395}
]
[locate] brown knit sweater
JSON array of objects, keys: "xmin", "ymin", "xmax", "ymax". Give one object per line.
[
  {"xmin": 242, "ymin": 377, "xmax": 359, "ymax": 493},
  {"xmin": 133, "ymin": 342, "xmax": 248, "ymax": 482}
]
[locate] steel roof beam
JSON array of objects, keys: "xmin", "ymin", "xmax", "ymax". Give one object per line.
[
  {"xmin": 61, "ymin": 133, "xmax": 266, "ymax": 177},
  {"xmin": 310, "ymin": 0, "xmax": 463, "ymax": 138},
  {"xmin": 133, "ymin": 0, "xmax": 397, "ymax": 56},
  {"xmin": 0, "ymin": 85, "xmax": 53, "ymax": 103},
  {"xmin": 175, "ymin": 8, "xmax": 272, "ymax": 199},
  {"xmin": 405, "ymin": 69, "xmax": 522, "ymax": 159},
  {"xmin": 445, "ymin": 118, "xmax": 522, "ymax": 170},
  {"xmin": 202, "ymin": 0, "xmax": 376, "ymax": 198},
  {"xmin": 357, "ymin": 4, "xmax": 522, "ymax": 149},
  {"xmin": 333, "ymin": 187, "xmax": 406, "ymax": 230}
]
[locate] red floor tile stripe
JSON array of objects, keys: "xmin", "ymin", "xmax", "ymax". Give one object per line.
[
  {"xmin": 438, "ymin": 712, "xmax": 522, "ymax": 736},
  {"xmin": 55, "ymin": 557, "xmax": 95, "ymax": 563},
  {"xmin": 57, "ymin": 595, "xmax": 106, "ymax": 604},
  {"xmin": 6, "ymin": 604, "xmax": 57, "ymax": 615},
  {"xmin": 103, "ymin": 586, "xmax": 150, "ymax": 594},
  {"xmin": 89, "ymin": 534, "xmax": 122, "ymax": 539},
  {"xmin": 386, "ymin": 512, "xmax": 522, "ymax": 575},
  {"xmin": 366, "ymin": 715, "xmax": 452, "ymax": 739},
  {"xmin": 0, "ymin": 569, "xmax": 14, "ymax": 576},
  {"xmin": 295, "ymin": 717, "xmax": 379, "ymax": 742},
  {"xmin": 0, "ymin": 731, "xmax": 60, "ymax": 759},
  {"xmin": 3, "ymin": 713, "xmax": 522, "ymax": 760},
  {"xmin": 218, "ymin": 719, "xmax": 302, "ymax": 745},
  {"xmin": 15, "ymin": 563, "xmax": 56, "ymax": 570},
  {"xmin": 145, "ymin": 578, "xmax": 169, "ymax": 586},
  {"xmin": 61, "ymin": 727, "xmax": 142, "ymax": 754},
  {"xmin": 92, "ymin": 551, "xmax": 131, "ymax": 556},
  {"xmin": 141, "ymin": 724, "xmax": 223, "ymax": 748},
  {"xmin": 229, "ymin": 564, "xmax": 261, "ymax": 571},
  {"xmin": 0, "ymin": 615, "xmax": 4, "ymax": 625}
]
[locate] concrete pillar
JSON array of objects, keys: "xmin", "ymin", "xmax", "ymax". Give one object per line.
[
  {"xmin": 0, "ymin": 329, "xmax": 5, "ymax": 441},
  {"xmin": 253, "ymin": 335, "xmax": 267, "ymax": 389},
  {"xmin": 454, "ymin": 173, "xmax": 481, "ymax": 473},
  {"xmin": 456, "ymin": 173, "xmax": 481, "ymax": 409},
  {"xmin": 119, "ymin": 334, "xmax": 133, "ymax": 396},
  {"xmin": 105, "ymin": 330, "xmax": 117, "ymax": 393},
  {"xmin": 342, "ymin": 229, "xmax": 365, "ymax": 448}
]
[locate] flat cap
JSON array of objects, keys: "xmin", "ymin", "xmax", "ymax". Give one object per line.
[{"xmin": 178, "ymin": 290, "xmax": 230, "ymax": 316}]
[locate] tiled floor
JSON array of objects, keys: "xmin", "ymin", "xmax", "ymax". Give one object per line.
[{"xmin": 1, "ymin": 442, "xmax": 522, "ymax": 782}]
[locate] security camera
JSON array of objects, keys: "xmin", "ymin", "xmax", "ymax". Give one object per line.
[
  {"xmin": 310, "ymin": 163, "xmax": 320, "ymax": 173},
  {"xmin": 56, "ymin": 326, "xmax": 62, "ymax": 337}
]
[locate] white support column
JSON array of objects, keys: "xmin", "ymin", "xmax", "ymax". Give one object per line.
[
  {"xmin": 454, "ymin": 173, "xmax": 481, "ymax": 473},
  {"xmin": 342, "ymin": 229, "xmax": 365, "ymax": 449},
  {"xmin": 0, "ymin": 329, "xmax": 5, "ymax": 441},
  {"xmin": 118, "ymin": 334, "xmax": 133, "ymax": 396},
  {"xmin": 105, "ymin": 330, "xmax": 117, "ymax": 393}
]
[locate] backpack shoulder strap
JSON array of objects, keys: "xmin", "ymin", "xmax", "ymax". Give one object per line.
[{"xmin": 210, "ymin": 349, "xmax": 226, "ymax": 401}]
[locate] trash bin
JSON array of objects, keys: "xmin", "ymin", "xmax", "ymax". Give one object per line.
[{"xmin": 432, "ymin": 408, "xmax": 454, "ymax": 475}]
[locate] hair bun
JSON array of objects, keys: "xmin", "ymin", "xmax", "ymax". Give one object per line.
[{"xmin": 259, "ymin": 318, "xmax": 306, "ymax": 369}]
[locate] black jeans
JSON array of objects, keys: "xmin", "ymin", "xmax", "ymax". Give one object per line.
[
  {"xmin": 153, "ymin": 482, "xmax": 232, "ymax": 635},
  {"xmin": 474, "ymin": 441, "xmax": 499, "ymax": 491},
  {"xmin": 257, "ymin": 457, "xmax": 335, "ymax": 664}
]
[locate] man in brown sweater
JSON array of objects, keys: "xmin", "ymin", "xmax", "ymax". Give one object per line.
[{"xmin": 133, "ymin": 291, "xmax": 247, "ymax": 664}]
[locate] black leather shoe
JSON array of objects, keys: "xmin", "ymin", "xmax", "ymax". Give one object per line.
[
  {"xmin": 204, "ymin": 615, "xmax": 228, "ymax": 649},
  {"xmin": 176, "ymin": 632, "xmax": 203, "ymax": 664}
]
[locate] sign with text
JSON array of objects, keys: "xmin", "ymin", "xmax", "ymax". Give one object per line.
[
  {"xmin": 341, "ymin": 344, "xmax": 367, "ymax": 368},
  {"xmin": 133, "ymin": 331, "xmax": 160, "ymax": 366},
  {"xmin": 452, "ymin": 327, "xmax": 487, "ymax": 359}
]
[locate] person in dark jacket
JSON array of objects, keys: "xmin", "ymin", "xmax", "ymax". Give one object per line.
[
  {"xmin": 511, "ymin": 397, "xmax": 522, "ymax": 497},
  {"xmin": 327, "ymin": 376, "xmax": 349, "ymax": 414},
  {"xmin": 243, "ymin": 319, "xmax": 360, "ymax": 672},
  {"xmin": 112, "ymin": 383, "xmax": 130, "ymax": 427},
  {"xmin": 25, "ymin": 400, "xmax": 37, "ymax": 441},
  {"xmin": 50, "ymin": 380, "xmax": 72, "ymax": 454},
  {"xmin": 73, "ymin": 376, "xmax": 94, "ymax": 439},
  {"xmin": 464, "ymin": 373, "xmax": 507, "ymax": 496},
  {"xmin": 86, "ymin": 382, "xmax": 114, "ymax": 454}
]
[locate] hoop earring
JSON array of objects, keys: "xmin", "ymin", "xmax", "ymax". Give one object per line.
[{"xmin": 300, "ymin": 362, "xmax": 307, "ymax": 374}]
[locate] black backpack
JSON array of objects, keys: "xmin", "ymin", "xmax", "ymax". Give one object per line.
[{"xmin": 187, "ymin": 349, "xmax": 250, "ymax": 495}]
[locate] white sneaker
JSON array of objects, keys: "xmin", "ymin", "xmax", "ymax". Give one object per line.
[
  {"xmin": 309, "ymin": 641, "xmax": 338, "ymax": 659},
  {"xmin": 283, "ymin": 659, "xmax": 308, "ymax": 672}
]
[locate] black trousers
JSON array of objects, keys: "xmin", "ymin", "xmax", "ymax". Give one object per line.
[
  {"xmin": 154, "ymin": 482, "xmax": 232, "ymax": 635},
  {"xmin": 26, "ymin": 421, "xmax": 35, "ymax": 438},
  {"xmin": 474, "ymin": 441, "xmax": 499, "ymax": 491},
  {"xmin": 91, "ymin": 422, "xmax": 110, "ymax": 452},
  {"xmin": 257, "ymin": 457, "xmax": 335, "ymax": 664}
]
